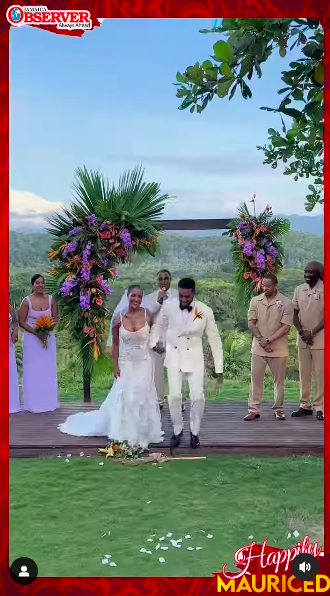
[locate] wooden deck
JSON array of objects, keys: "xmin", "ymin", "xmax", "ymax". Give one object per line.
[{"xmin": 9, "ymin": 401, "xmax": 324, "ymax": 458}]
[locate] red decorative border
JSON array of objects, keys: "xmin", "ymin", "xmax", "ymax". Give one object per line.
[{"xmin": 1, "ymin": 1, "xmax": 328, "ymax": 594}]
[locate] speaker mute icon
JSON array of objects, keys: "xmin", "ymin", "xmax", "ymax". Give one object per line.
[{"xmin": 292, "ymin": 553, "xmax": 319, "ymax": 581}]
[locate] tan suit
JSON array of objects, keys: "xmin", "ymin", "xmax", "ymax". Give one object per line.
[
  {"xmin": 248, "ymin": 292, "xmax": 293, "ymax": 415},
  {"xmin": 292, "ymin": 280, "xmax": 324, "ymax": 412},
  {"xmin": 150, "ymin": 299, "xmax": 223, "ymax": 435},
  {"xmin": 145, "ymin": 288, "xmax": 178, "ymax": 405}
]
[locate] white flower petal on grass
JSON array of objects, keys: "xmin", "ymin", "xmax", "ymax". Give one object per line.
[
  {"xmin": 200, "ymin": 530, "xmax": 205, "ymax": 533},
  {"xmin": 248, "ymin": 535, "xmax": 253, "ymax": 539},
  {"xmin": 160, "ymin": 546, "xmax": 168, "ymax": 550},
  {"xmin": 108, "ymin": 531, "xmax": 111, "ymax": 536},
  {"xmin": 187, "ymin": 547, "xmax": 194, "ymax": 551},
  {"xmin": 146, "ymin": 550, "xmax": 152, "ymax": 555},
  {"xmin": 287, "ymin": 533, "xmax": 292, "ymax": 539},
  {"xmin": 147, "ymin": 538, "xmax": 153, "ymax": 543},
  {"xmin": 65, "ymin": 459, "xmax": 70, "ymax": 463},
  {"xmin": 155, "ymin": 544, "xmax": 160, "ymax": 550},
  {"xmin": 104, "ymin": 555, "xmax": 111, "ymax": 559},
  {"xmin": 206, "ymin": 534, "xmax": 213, "ymax": 539},
  {"xmin": 101, "ymin": 558, "xmax": 109, "ymax": 565},
  {"xmin": 159, "ymin": 536, "xmax": 165, "ymax": 541},
  {"xmin": 57, "ymin": 455, "xmax": 62, "ymax": 458},
  {"xmin": 101, "ymin": 533, "xmax": 106, "ymax": 538},
  {"xmin": 196, "ymin": 547, "xmax": 203, "ymax": 550},
  {"xmin": 166, "ymin": 533, "xmax": 173, "ymax": 538},
  {"xmin": 158, "ymin": 557, "xmax": 166, "ymax": 563},
  {"xmin": 158, "ymin": 466, "xmax": 163, "ymax": 469},
  {"xmin": 293, "ymin": 531, "xmax": 300, "ymax": 538},
  {"xmin": 140, "ymin": 548, "xmax": 147, "ymax": 553},
  {"xmin": 170, "ymin": 540, "xmax": 181, "ymax": 549},
  {"xmin": 146, "ymin": 501, "xmax": 152, "ymax": 504},
  {"xmin": 99, "ymin": 462, "xmax": 104, "ymax": 466},
  {"xmin": 87, "ymin": 455, "xmax": 91, "ymax": 458},
  {"xmin": 80, "ymin": 452, "xmax": 84, "ymax": 457},
  {"xmin": 177, "ymin": 539, "xmax": 182, "ymax": 543},
  {"xmin": 110, "ymin": 562, "xmax": 117, "ymax": 567},
  {"xmin": 185, "ymin": 535, "xmax": 191, "ymax": 539}
]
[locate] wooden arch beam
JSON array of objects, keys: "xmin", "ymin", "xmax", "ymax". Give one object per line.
[{"xmin": 160, "ymin": 219, "xmax": 231, "ymax": 231}]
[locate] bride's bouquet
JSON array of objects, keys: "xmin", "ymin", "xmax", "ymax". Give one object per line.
[{"xmin": 35, "ymin": 316, "xmax": 55, "ymax": 348}]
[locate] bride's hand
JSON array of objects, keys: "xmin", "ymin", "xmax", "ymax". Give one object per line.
[{"xmin": 114, "ymin": 365, "xmax": 121, "ymax": 379}]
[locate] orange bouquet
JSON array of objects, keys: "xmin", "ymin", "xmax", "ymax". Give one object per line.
[{"xmin": 35, "ymin": 316, "xmax": 55, "ymax": 348}]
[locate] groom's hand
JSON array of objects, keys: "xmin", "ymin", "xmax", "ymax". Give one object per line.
[{"xmin": 153, "ymin": 342, "xmax": 165, "ymax": 354}]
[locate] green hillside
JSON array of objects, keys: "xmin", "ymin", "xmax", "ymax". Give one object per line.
[{"xmin": 9, "ymin": 229, "xmax": 323, "ymax": 402}]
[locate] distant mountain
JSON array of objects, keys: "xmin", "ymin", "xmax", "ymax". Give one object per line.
[{"xmin": 287, "ymin": 214, "xmax": 323, "ymax": 236}]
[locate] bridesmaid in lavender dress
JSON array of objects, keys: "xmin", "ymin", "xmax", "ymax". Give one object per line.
[
  {"xmin": 9, "ymin": 305, "xmax": 20, "ymax": 413},
  {"xmin": 19, "ymin": 274, "xmax": 59, "ymax": 413}
]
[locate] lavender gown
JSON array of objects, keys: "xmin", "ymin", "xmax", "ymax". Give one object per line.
[
  {"xmin": 9, "ymin": 313, "xmax": 20, "ymax": 414},
  {"xmin": 22, "ymin": 295, "xmax": 59, "ymax": 413}
]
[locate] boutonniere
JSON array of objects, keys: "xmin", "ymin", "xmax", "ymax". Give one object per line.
[
  {"xmin": 276, "ymin": 300, "xmax": 284, "ymax": 310},
  {"xmin": 314, "ymin": 293, "xmax": 320, "ymax": 300},
  {"xmin": 193, "ymin": 308, "xmax": 203, "ymax": 321}
]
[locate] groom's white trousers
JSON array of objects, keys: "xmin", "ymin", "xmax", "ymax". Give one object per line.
[{"xmin": 167, "ymin": 368, "xmax": 205, "ymax": 436}]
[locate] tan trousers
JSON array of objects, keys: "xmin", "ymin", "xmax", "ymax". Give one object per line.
[
  {"xmin": 153, "ymin": 351, "xmax": 165, "ymax": 406},
  {"xmin": 298, "ymin": 347, "xmax": 324, "ymax": 412},
  {"xmin": 248, "ymin": 355, "xmax": 287, "ymax": 415}
]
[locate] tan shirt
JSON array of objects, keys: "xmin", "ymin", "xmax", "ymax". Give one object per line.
[
  {"xmin": 248, "ymin": 292, "xmax": 293, "ymax": 357},
  {"xmin": 292, "ymin": 280, "xmax": 324, "ymax": 350}
]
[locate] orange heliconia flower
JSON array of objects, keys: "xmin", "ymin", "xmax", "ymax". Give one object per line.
[{"xmin": 35, "ymin": 316, "xmax": 55, "ymax": 330}]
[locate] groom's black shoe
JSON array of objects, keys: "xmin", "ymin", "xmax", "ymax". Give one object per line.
[
  {"xmin": 190, "ymin": 433, "xmax": 200, "ymax": 449},
  {"xmin": 170, "ymin": 430, "xmax": 183, "ymax": 456}
]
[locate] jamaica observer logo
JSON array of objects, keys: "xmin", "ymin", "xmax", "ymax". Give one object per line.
[{"xmin": 6, "ymin": 5, "xmax": 92, "ymax": 29}]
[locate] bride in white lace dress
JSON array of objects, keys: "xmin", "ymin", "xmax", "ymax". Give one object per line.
[{"xmin": 58, "ymin": 285, "xmax": 164, "ymax": 449}]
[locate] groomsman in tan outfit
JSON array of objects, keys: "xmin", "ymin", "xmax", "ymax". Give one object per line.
[
  {"xmin": 145, "ymin": 270, "xmax": 179, "ymax": 409},
  {"xmin": 291, "ymin": 261, "xmax": 324, "ymax": 421},
  {"xmin": 245, "ymin": 274, "xmax": 293, "ymax": 421}
]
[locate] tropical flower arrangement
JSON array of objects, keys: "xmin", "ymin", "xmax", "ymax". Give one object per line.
[
  {"xmin": 225, "ymin": 199, "xmax": 290, "ymax": 304},
  {"xmin": 98, "ymin": 441, "xmax": 146, "ymax": 460},
  {"xmin": 35, "ymin": 315, "xmax": 55, "ymax": 348},
  {"xmin": 46, "ymin": 166, "xmax": 168, "ymax": 400}
]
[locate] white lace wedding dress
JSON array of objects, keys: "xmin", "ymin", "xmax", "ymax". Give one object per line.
[{"xmin": 58, "ymin": 314, "xmax": 164, "ymax": 449}]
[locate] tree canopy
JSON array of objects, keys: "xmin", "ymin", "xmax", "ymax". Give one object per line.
[{"xmin": 175, "ymin": 18, "xmax": 324, "ymax": 212}]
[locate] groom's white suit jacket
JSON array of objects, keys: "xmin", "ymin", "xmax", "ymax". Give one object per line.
[{"xmin": 149, "ymin": 298, "xmax": 223, "ymax": 374}]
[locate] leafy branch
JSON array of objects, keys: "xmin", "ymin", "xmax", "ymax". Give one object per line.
[{"xmin": 174, "ymin": 18, "xmax": 323, "ymax": 211}]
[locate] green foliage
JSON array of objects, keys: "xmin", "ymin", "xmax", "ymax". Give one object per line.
[
  {"xmin": 175, "ymin": 19, "xmax": 324, "ymax": 211},
  {"xmin": 46, "ymin": 166, "xmax": 168, "ymax": 381},
  {"xmin": 226, "ymin": 202, "xmax": 290, "ymax": 305}
]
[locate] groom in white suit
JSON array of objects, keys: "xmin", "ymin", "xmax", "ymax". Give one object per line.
[
  {"xmin": 150, "ymin": 277, "xmax": 223, "ymax": 451},
  {"xmin": 145, "ymin": 270, "xmax": 179, "ymax": 409}
]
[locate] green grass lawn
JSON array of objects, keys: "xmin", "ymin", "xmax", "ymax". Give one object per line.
[
  {"xmin": 57, "ymin": 364, "xmax": 300, "ymax": 403},
  {"xmin": 10, "ymin": 456, "xmax": 323, "ymax": 577}
]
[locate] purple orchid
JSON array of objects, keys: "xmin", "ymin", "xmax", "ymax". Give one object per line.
[
  {"xmin": 60, "ymin": 276, "xmax": 78, "ymax": 296},
  {"xmin": 81, "ymin": 267, "xmax": 91, "ymax": 282},
  {"xmin": 120, "ymin": 228, "xmax": 133, "ymax": 248},
  {"xmin": 80, "ymin": 293, "xmax": 91, "ymax": 310},
  {"xmin": 99, "ymin": 221, "xmax": 109, "ymax": 231},
  {"xmin": 86, "ymin": 214, "xmax": 97, "ymax": 226},
  {"xmin": 100, "ymin": 279, "xmax": 112, "ymax": 295},
  {"xmin": 63, "ymin": 241, "xmax": 78, "ymax": 257},
  {"xmin": 82, "ymin": 241, "xmax": 92, "ymax": 266},
  {"xmin": 256, "ymin": 250, "xmax": 266, "ymax": 270},
  {"xmin": 69, "ymin": 227, "xmax": 82, "ymax": 236},
  {"xmin": 242, "ymin": 240, "xmax": 256, "ymax": 257}
]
